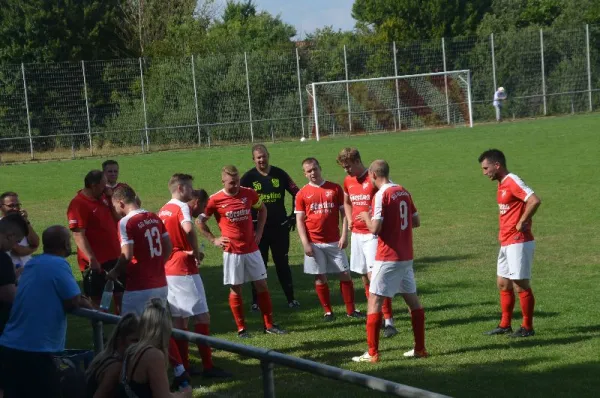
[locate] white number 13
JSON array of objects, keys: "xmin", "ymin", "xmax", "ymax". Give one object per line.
[
  {"xmin": 144, "ymin": 226, "xmax": 163, "ymax": 258},
  {"xmin": 399, "ymin": 200, "xmax": 408, "ymax": 231}
]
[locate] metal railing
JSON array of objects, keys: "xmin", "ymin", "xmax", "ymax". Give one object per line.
[{"xmin": 75, "ymin": 308, "xmax": 450, "ymax": 398}]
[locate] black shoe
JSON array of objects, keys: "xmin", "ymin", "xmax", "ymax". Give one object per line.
[
  {"xmin": 237, "ymin": 329, "xmax": 251, "ymax": 338},
  {"xmin": 509, "ymin": 327, "xmax": 535, "ymax": 338},
  {"xmin": 251, "ymin": 303, "xmax": 259, "ymax": 312},
  {"xmin": 383, "ymin": 325, "xmax": 398, "ymax": 338},
  {"xmin": 346, "ymin": 310, "xmax": 367, "ymax": 319},
  {"xmin": 170, "ymin": 371, "xmax": 191, "ymax": 391},
  {"xmin": 203, "ymin": 366, "xmax": 233, "ymax": 378},
  {"xmin": 323, "ymin": 313, "xmax": 336, "ymax": 322},
  {"xmin": 288, "ymin": 300, "xmax": 300, "ymax": 308},
  {"xmin": 483, "ymin": 326, "xmax": 513, "ymax": 335},
  {"xmin": 265, "ymin": 324, "xmax": 288, "ymax": 335}
]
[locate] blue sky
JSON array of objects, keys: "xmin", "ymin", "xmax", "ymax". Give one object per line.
[{"xmin": 215, "ymin": 0, "xmax": 357, "ymax": 39}]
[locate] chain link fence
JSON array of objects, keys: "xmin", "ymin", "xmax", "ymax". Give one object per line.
[{"xmin": 1, "ymin": 24, "xmax": 599, "ymax": 162}]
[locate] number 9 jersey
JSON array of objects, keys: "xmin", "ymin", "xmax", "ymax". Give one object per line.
[{"xmin": 371, "ymin": 183, "xmax": 418, "ymax": 262}]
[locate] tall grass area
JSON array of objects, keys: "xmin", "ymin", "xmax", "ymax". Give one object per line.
[{"xmin": 1, "ymin": 114, "xmax": 599, "ymax": 397}]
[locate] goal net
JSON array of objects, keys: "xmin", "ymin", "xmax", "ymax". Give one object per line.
[{"xmin": 306, "ymin": 70, "xmax": 473, "ymax": 140}]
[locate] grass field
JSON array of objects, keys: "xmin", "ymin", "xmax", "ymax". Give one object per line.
[{"xmin": 1, "ymin": 114, "xmax": 599, "ymax": 397}]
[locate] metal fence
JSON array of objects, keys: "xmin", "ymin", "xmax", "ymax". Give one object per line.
[
  {"xmin": 77, "ymin": 308, "xmax": 449, "ymax": 398},
  {"xmin": 1, "ymin": 24, "xmax": 599, "ymax": 162}
]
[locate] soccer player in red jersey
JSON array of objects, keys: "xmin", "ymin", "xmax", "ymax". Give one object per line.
[
  {"xmin": 295, "ymin": 157, "xmax": 363, "ymax": 322},
  {"xmin": 479, "ymin": 149, "xmax": 541, "ymax": 338},
  {"xmin": 67, "ymin": 170, "xmax": 124, "ymax": 312},
  {"xmin": 337, "ymin": 148, "xmax": 397, "ymax": 337},
  {"xmin": 352, "ymin": 160, "xmax": 427, "ymax": 362},
  {"xmin": 198, "ymin": 165, "xmax": 287, "ymax": 338},
  {"xmin": 159, "ymin": 174, "xmax": 231, "ymax": 380},
  {"xmin": 102, "ymin": 159, "xmax": 141, "ymax": 208}
]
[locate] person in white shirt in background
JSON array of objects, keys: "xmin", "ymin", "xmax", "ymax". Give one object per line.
[
  {"xmin": 0, "ymin": 192, "xmax": 39, "ymax": 277},
  {"xmin": 493, "ymin": 87, "xmax": 507, "ymax": 122}
]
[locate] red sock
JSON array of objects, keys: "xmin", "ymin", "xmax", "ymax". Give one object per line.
[
  {"xmin": 194, "ymin": 323, "xmax": 214, "ymax": 370},
  {"xmin": 367, "ymin": 313, "xmax": 382, "ymax": 356},
  {"xmin": 364, "ymin": 283, "xmax": 370, "ymax": 300},
  {"xmin": 340, "ymin": 280, "xmax": 356, "ymax": 315},
  {"xmin": 410, "ymin": 308, "xmax": 426, "ymax": 352},
  {"xmin": 228, "ymin": 293, "xmax": 246, "ymax": 332},
  {"xmin": 499, "ymin": 290, "xmax": 515, "ymax": 328},
  {"xmin": 382, "ymin": 298, "xmax": 393, "ymax": 320},
  {"xmin": 168, "ymin": 337, "xmax": 183, "ymax": 368},
  {"xmin": 257, "ymin": 290, "xmax": 274, "ymax": 329},
  {"xmin": 315, "ymin": 283, "xmax": 332, "ymax": 314},
  {"xmin": 175, "ymin": 325, "xmax": 189, "ymax": 370},
  {"xmin": 519, "ymin": 289, "xmax": 535, "ymax": 330}
]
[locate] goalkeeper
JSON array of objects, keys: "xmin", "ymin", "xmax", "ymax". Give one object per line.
[
  {"xmin": 241, "ymin": 144, "xmax": 300, "ymax": 309},
  {"xmin": 493, "ymin": 87, "xmax": 507, "ymax": 122}
]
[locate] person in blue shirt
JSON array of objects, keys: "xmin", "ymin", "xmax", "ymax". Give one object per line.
[{"xmin": 0, "ymin": 225, "xmax": 93, "ymax": 398}]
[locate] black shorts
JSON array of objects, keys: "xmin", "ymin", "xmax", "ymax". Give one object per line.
[
  {"xmin": 0, "ymin": 346, "xmax": 61, "ymax": 398},
  {"xmin": 82, "ymin": 259, "xmax": 126, "ymax": 298}
]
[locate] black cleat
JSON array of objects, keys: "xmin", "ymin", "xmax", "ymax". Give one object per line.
[
  {"xmin": 323, "ymin": 313, "xmax": 336, "ymax": 322},
  {"xmin": 203, "ymin": 366, "xmax": 233, "ymax": 378},
  {"xmin": 509, "ymin": 327, "xmax": 535, "ymax": 338},
  {"xmin": 251, "ymin": 303, "xmax": 259, "ymax": 312},
  {"xmin": 288, "ymin": 300, "xmax": 300, "ymax": 308},
  {"xmin": 383, "ymin": 325, "xmax": 398, "ymax": 338},
  {"xmin": 346, "ymin": 310, "xmax": 367, "ymax": 319},
  {"xmin": 265, "ymin": 324, "xmax": 288, "ymax": 335},
  {"xmin": 237, "ymin": 329, "xmax": 251, "ymax": 338},
  {"xmin": 483, "ymin": 326, "xmax": 513, "ymax": 335}
]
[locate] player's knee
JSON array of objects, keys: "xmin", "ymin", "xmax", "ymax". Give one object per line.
[
  {"xmin": 230, "ymin": 285, "xmax": 243, "ymax": 295},
  {"xmin": 253, "ymin": 279, "xmax": 268, "ymax": 292},
  {"xmin": 315, "ymin": 274, "xmax": 327, "ymax": 284},
  {"xmin": 194, "ymin": 312, "xmax": 210, "ymax": 324},
  {"xmin": 339, "ymin": 271, "xmax": 351, "ymax": 281}
]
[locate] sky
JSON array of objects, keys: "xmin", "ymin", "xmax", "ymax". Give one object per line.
[{"xmin": 214, "ymin": 0, "xmax": 357, "ymax": 39}]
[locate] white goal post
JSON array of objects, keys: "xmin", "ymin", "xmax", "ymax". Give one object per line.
[{"xmin": 306, "ymin": 70, "xmax": 473, "ymax": 141}]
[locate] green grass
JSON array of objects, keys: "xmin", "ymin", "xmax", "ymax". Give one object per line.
[{"xmin": 2, "ymin": 114, "xmax": 600, "ymax": 397}]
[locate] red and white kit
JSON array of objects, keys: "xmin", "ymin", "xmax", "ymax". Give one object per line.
[
  {"xmin": 344, "ymin": 172, "xmax": 378, "ymax": 275},
  {"xmin": 496, "ymin": 173, "xmax": 536, "ymax": 280},
  {"xmin": 369, "ymin": 183, "xmax": 418, "ymax": 298},
  {"xmin": 118, "ymin": 209, "xmax": 169, "ymax": 316},
  {"xmin": 159, "ymin": 199, "xmax": 208, "ymax": 317},
  {"xmin": 295, "ymin": 181, "xmax": 349, "ymax": 274},
  {"xmin": 202, "ymin": 188, "xmax": 267, "ymax": 285}
]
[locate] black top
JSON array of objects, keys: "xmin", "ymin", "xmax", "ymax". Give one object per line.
[
  {"xmin": 118, "ymin": 346, "xmax": 153, "ymax": 398},
  {"xmin": 240, "ymin": 166, "xmax": 300, "ymax": 228},
  {"xmin": 85, "ymin": 356, "xmax": 120, "ymax": 398},
  {"xmin": 0, "ymin": 251, "xmax": 16, "ymax": 335}
]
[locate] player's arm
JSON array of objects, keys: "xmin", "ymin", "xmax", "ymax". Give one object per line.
[
  {"xmin": 295, "ymin": 211, "xmax": 313, "ymax": 257},
  {"xmin": 182, "ymin": 220, "xmax": 201, "ymax": 261},
  {"xmin": 197, "ymin": 216, "xmax": 229, "ymax": 248},
  {"xmin": 11, "ymin": 215, "xmax": 40, "ymax": 256},
  {"xmin": 71, "ymin": 228, "xmax": 101, "ymax": 270},
  {"xmin": 517, "ymin": 193, "xmax": 541, "ymax": 231},
  {"xmin": 412, "ymin": 213, "xmax": 421, "ymax": 228},
  {"xmin": 161, "ymin": 233, "xmax": 172, "ymax": 263},
  {"xmin": 254, "ymin": 202, "xmax": 267, "ymax": 244},
  {"xmin": 343, "ymin": 193, "xmax": 353, "ymax": 231},
  {"xmin": 362, "ymin": 216, "xmax": 382, "ymax": 235},
  {"xmin": 339, "ymin": 206, "xmax": 349, "ymax": 249},
  {"xmin": 107, "ymin": 243, "xmax": 132, "ymax": 283}
]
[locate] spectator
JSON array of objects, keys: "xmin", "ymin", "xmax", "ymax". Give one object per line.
[
  {"xmin": 85, "ymin": 313, "xmax": 140, "ymax": 398},
  {"xmin": 0, "ymin": 225, "xmax": 93, "ymax": 398},
  {"xmin": 0, "ymin": 192, "xmax": 40, "ymax": 275},
  {"xmin": 0, "ymin": 214, "xmax": 28, "ymax": 335},
  {"xmin": 118, "ymin": 298, "xmax": 192, "ymax": 398},
  {"xmin": 493, "ymin": 87, "xmax": 507, "ymax": 122}
]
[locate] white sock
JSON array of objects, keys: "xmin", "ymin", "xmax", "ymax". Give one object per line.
[
  {"xmin": 384, "ymin": 318, "xmax": 394, "ymax": 327},
  {"xmin": 174, "ymin": 364, "xmax": 186, "ymax": 377}
]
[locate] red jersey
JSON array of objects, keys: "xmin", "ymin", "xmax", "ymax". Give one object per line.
[
  {"xmin": 372, "ymin": 183, "xmax": 417, "ymax": 262},
  {"xmin": 158, "ymin": 199, "xmax": 196, "ymax": 276},
  {"xmin": 202, "ymin": 188, "xmax": 262, "ymax": 254},
  {"xmin": 295, "ymin": 181, "xmax": 344, "ymax": 244},
  {"xmin": 497, "ymin": 173, "xmax": 535, "ymax": 246},
  {"xmin": 118, "ymin": 209, "xmax": 168, "ymax": 291},
  {"xmin": 67, "ymin": 191, "xmax": 120, "ymax": 271},
  {"xmin": 343, "ymin": 171, "xmax": 377, "ymax": 234}
]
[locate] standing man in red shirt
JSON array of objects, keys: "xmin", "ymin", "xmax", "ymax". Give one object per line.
[
  {"xmin": 102, "ymin": 159, "xmax": 141, "ymax": 208},
  {"xmin": 198, "ymin": 165, "xmax": 287, "ymax": 338},
  {"xmin": 67, "ymin": 170, "xmax": 124, "ymax": 312},
  {"xmin": 352, "ymin": 160, "xmax": 427, "ymax": 363},
  {"xmin": 295, "ymin": 158, "xmax": 363, "ymax": 322},
  {"xmin": 479, "ymin": 149, "xmax": 541, "ymax": 338},
  {"xmin": 337, "ymin": 148, "xmax": 397, "ymax": 338},
  {"xmin": 159, "ymin": 174, "xmax": 231, "ymax": 379}
]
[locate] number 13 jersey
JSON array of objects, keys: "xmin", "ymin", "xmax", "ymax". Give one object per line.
[
  {"xmin": 118, "ymin": 209, "xmax": 169, "ymax": 290},
  {"xmin": 372, "ymin": 183, "xmax": 418, "ymax": 262}
]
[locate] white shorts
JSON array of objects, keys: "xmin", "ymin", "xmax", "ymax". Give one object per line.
[
  {"xmin": 223, "ymin": 250, "xmax": 267, "ymax": 286},
  {"xmin": 369, "ymin": 260, "xmax": 416, "ymax": 297},
  {"xmin": 350, "ymin": 233, "xmax": 377, "ymax": 275},
  {"xmin": 497, "ymin": 241, "xmax": 535, "ymax": 280},
  {"xmin": 304, "ymin": 243, "xmax": 350, "ymax": 275},
  {"xmin": 166, "ymin": 275, "xmax": 209, "ymax": 317},
  {"xmin": 122, "ymin": 286, "xmax": 168, "ymax": 317}
]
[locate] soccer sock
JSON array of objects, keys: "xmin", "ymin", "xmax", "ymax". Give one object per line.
[
  {"xmin": 257, "ymin": 290, "xmax": 274, "ymax": 329},
  {"xmin": 340, "ymin": 280, "xmax": 356, "ymax": 315},
  {"xmin": 364, "ymin": 283, "xmax": 370, "ymax": 300},
  {"xmin": 168, "ymin": 337, "xmax": 184, "ymax": 369},
  {"xmin": 410, "ymin": 308, "xmax": 426, "ymax": 352},
  {"xmin": 499, "ymin": 289, "xmax": 516, "ymax": 328},
  {"xmin": 228, "ymin": 292, "xmax": 246, "ymax": 332},
  {"xmin": 315, "ymin": 283, "xmax": 332, "ymax": 314},
  {"xmin": 382, "ymin": 297, "xmax": 393, "ymax": 321},
  {"xmin": 366, "ymin": 313, "xmax": 383, "ymax": 357},
  {"xmin": 175, "ymin": 326, "xmax": 190, "ymax": 371},
  {"xmin": 194, "ymin": 323, "xmax": 214, "ymax": 370},
  {"xmin": 519, "ymin": 289, "xmax": 535, "ymax": 330}
]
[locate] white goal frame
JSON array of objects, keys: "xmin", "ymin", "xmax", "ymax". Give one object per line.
[{"xmin": 307, "ymin": 70, "xmax": 473, "ymax": 141}]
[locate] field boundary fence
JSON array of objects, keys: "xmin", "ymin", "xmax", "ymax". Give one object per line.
[{"xmin": 1, "ymin": 24, "xmax": 599, "ymax": 162}]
